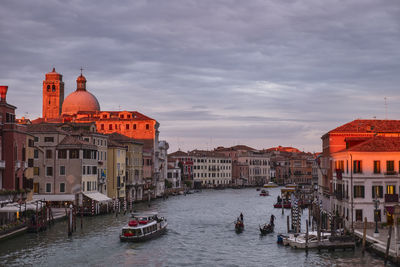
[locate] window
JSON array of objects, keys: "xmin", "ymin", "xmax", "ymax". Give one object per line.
[
  {"xmin": 47, "ymin": 85, "xmax": 50, "ymax": 91},
  {"xmin": 46, "ymin": 167, "xmax": 53, "ymax": 176},
  {"xmin": 60, "ymin": 183, "xmax": 65, "ymax": 193},
  {"xmin": 101, "ymin": 124, "xmax": 105, "ymax": 130},
  {"xmin": 45, "ymin": 150, "xmax": 52, "ymax": 159},
  {"xmin": 28, "ymin": 139, "xmax": 34, "ymax": 147},
  {"xmin": 146, "ymin": 124, "xmax": 149, "ymax": 130},
  {"xmin": 387, "ymin": 185, "xmax": 396, "ymax": 194},
  {"xmin": 373, "ymin": 161, "xmax": 381, "ymax": 174},
  {"xmin": 83, "ymin": 166, "xmax": 86, "ymax": 175},
  {"xmin": 34, "ymin": 167, "xmax": 40, "ymax": 175},
  {"xmin": 92, "ymin": 166, "xmax": 97, "ymax": 175},
  {"xmin": 353, "ymin": 160, "xmax": 362, "ymax": 173},
  {"xmin": 52, "ymin": 85, "xmax": 56, "ymax": 92},
  {"xmin": 87, "ymin": 181, "xmax": 90, "ymax": 191},
  {"xmin": 126, "ymin": 124, "xmax": 130, "ymax": 130},
  {"xmin": 44, "ymin": 137, "xmax": 54, "ymax": 142},
  {"xmin": 87, "ymin": 166, "xmax": 91, "ymax": 174},
  {"xmin": 34, "ymin": 149, "xmax": 39, "ymax": 159},
  {"xmin": 34, "ymin": 136, "xmax": 39, "ymax": 142},
  {"xmin": 372, "ymin": 185, "xmax": 383, "ymax": 198},
  {"xmin": 387, "ymin": 160, "xmax": 395, "ymax": 174},
  {"xmin": 354, "ymin": 185, "xmax": 364, "ymax": 198},
  {"xmin": 28, "ymin": 158, "xmax": 34, "ymax": 167},
  {"xmin": 69, "ymin": 149, "xmax": 79, "ymax": 159},
  {"xmin": 133, "ymin": 124, "xmax": 137, "ymax": 130},
  {"xmin": 58, "ymin": 150, "xmax": 67, "ymax": 159},
  {"xmin": 109, "ymin": 124, "xmax": 113, "ymax": 130},
  {"xmin": 60, "ymin": 166, "xmax": 65, "ymax": 176},
  {"xmin": 356, "ymin": 209, "xmax": 363, "ymax": 222},
  {"xmin": 46, "ymin": 183, "xmax": 51, "ymax": 193}
]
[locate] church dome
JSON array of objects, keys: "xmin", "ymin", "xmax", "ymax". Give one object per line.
[{"xmin": 61, "ymin": 74, "xmax": 100, "ymax": 115}]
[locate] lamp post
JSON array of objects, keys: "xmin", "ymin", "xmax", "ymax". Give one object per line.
[{"xmin": 373, "ymin": 197, "xmax": 380, "ymax": 237}]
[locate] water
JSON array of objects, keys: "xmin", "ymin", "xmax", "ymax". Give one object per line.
[{"xmin": 0, "ymin": 188, "xmax": 393, "ymax": 266}]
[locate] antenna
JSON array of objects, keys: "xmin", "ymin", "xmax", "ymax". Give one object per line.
[{"xmin": 384, "ymin": 97, "xmax": 388, "ymax": 119}]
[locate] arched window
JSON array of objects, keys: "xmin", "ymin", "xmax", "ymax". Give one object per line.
[
  {"xmin": 52, "ymin": 85, "xmax": 56, "ymax": 92},
  {"xmin": 47, "ymin": 85, "xmax": 50, "ymax": 91}
]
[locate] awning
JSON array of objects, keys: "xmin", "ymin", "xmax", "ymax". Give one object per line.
[
  {"xmin": 33, "ymin": 194, "xmax": 75, "ymax": 202},
  {"xmin": 0, "ymin": 201, "xmax": 45, "ymax": 213},
  {"xmin": 83, "ymin": 192, "xmax": 111, "ymax": 203}
]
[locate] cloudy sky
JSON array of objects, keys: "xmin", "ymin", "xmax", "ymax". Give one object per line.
[{"xmin": 2, "ymin": 0, "xmax": 400, "ymax": 153}]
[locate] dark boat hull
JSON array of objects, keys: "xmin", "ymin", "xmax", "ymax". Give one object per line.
[{"xmin": 260, "ymin": 226, "xmax": 274, "ymax": 235}]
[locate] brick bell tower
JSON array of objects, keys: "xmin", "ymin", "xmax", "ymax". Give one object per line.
[{"xmin": 43, "ymin": 68, "xmax": 64, "ymax": 119}]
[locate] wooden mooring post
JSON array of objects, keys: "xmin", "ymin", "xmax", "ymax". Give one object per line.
[
  {"xmin": 385, "ymin": 225, "xmax": 393, "ymax": 264},
  {"xmin": 287, "ymin": 215, "xmax": 290, "ymax": 233},
  {"xmin": 306, "ymin": 219, "xmax": 309, "ymax": 251},
  {"xmin": 362, "ymin": 217, "xmax": 367, "ymax": 254}
]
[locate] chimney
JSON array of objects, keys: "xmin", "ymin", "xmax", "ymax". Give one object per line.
[{"xmin": 0, "ymin": 86, "xmax": 8, "ymax": 102}]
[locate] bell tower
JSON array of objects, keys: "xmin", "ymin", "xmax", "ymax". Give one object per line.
[{"xmin": 42, "ymin": 68, "xmax": 64, "ymax": 119}]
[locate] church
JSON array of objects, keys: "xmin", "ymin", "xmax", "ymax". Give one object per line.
[{"xmin": 33, "ymin": 68, "xmax": 168, "ymax": 198}]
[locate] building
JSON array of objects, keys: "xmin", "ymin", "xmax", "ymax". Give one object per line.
[
  {"xmin": 287, "ymin": 153, "xmax": 313, "ymax": 185},
  {"xmin": 236, "ymin": 151, "xmax": 270, "ymax": 186},
  {"xmin": 167, "ymin": 159, "xmax": 182, "ymax": 190},
  {"xmin": 190, "ymin": 150, "xmax": 232, "ymax": 188},
  {"xmin": 33, "ymin": 68, "xmax": 164, "ymax": 197},
  {"xmin": 0, "ymin": 86, "xmax": 34, "ymax": 199},
  {"xmin": 318, "ymin": 119, "xmax": 400, "ymax": 216},
  {"xmin": 28, "ymin": 123, "xmax": 100, "ymax": 195},
  {"xmin": 331, "ymin": 137, "xmax": 400, "ymax": 230},
  {"xmin": 168, "ymin": 150, "xmax": 193, "ymax": 185},
  {"xmin": 107, "ymin": 139, "xmax": 126, "ymax": 201},
  {"xmin": 108, "ymin": 132, "xmax": 143, "ymax": 202}
]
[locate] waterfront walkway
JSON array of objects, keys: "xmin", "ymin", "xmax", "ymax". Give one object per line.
[{"xmin": 354, "ymin": 227, "xmax": 400, "ymax": 263}]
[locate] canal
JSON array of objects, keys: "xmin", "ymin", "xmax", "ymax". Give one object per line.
[{"xmin": 0, "ymin": 188, "xmax": 393, "ymax": 266}]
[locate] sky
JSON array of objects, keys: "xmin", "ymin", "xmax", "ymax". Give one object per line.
[{"xmin": 1, "ymin": 0, "xmax": 400, "ymax": 153}]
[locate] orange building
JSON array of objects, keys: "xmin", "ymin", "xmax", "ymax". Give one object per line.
[
  {"xmin": 318, "ymin": 119, "xmax": 400, "ymax": 217},
  {"xmin": 33, "ymin": 69, "xmax": 160, "ymax": 182}
]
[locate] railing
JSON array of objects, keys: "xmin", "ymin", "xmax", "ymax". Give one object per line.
[
  {"xmin": 385, "ymin": 194, "xmax": 399, "ymax": 203},
  {"xmin": 385, "ymin": 171, "xmax": 398, "ymax": 176},
  {"xmin": 0, "ymin": 160, "xmax": 5, "ymax": 169}
]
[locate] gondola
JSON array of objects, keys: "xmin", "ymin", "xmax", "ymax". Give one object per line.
[
  {"xmin": 259, "ymin": 223, "xmax": 274, "ymax": 235},
  {"xmin": 260, "ymin": 215, "xmax": 275, "ymax": 235},
  {"xmin": 235, "ymin": 219, "xmax": 244, "ymax": 233}
]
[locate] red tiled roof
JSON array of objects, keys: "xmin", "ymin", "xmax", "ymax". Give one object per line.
[
  {"xmin": 345, "ymin": 137, "xmax": 400, "ymax": 152},
  {"xmin": 329, "ymin": 119, "xmax": 400, "ymax": 134},
  {"xmin": 169, "ymin": 150, "xmax": 188, "ymax": 157},
  {"xmin": 57, "ymin": 135, "xmax": 94, "ymax": 147}
]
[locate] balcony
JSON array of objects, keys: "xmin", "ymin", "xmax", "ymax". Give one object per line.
[
  {"xmin": 385, "ymin": 194, "xmax": 399, "ymax": 203},
  {"xmin": 0, "ymin": 160, "xmax": 5, "ymax": 169},
  {"xmin": 385, "ymin": 171, "xmax": 398, "ymax": 176}
]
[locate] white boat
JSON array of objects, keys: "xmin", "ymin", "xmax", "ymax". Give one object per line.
[
  {"xmin": 287, "ymin": 231, "xmax": 331, "ymax": 249},
  {"xmin": 263, "ymin": 182, "xmax": 278, "ymax": 188},
  {"xmin": 120, "ymin": 212, "xmax": 167, "ymax": 242}
]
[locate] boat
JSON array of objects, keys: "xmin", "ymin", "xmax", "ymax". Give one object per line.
[
  {"xmin": 273, "ymin": 201, "xmax": 291, "ymax": 209},
  {"xmin": 263, "ymin": 182, "xmax": 278, "ymax": 188},
  {"xmin": 260, "ymin": 215, "xmax": 275, "ymax": 235},
  {"xmin": 120, "ymin": 212, "xmax": 167, "ymax": 242},
  {"xmin": 282, "ymin": 231, "xmax": 332, "ymax": 249},
  {"xmin": 259, "ymin": 189, "xmax": 269, "ymax": 196},
  {"xmin": 285, "ymin": 183, "xmax": 297, "ymax": 188},
  {"xmin": 235, "ymin": 219, "xmax": 244, "ymax": 233}
]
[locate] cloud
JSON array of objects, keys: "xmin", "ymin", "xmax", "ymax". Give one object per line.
[{"xmin": 1, "ymin": 0, "xmax": 400, "ymax": 153}]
